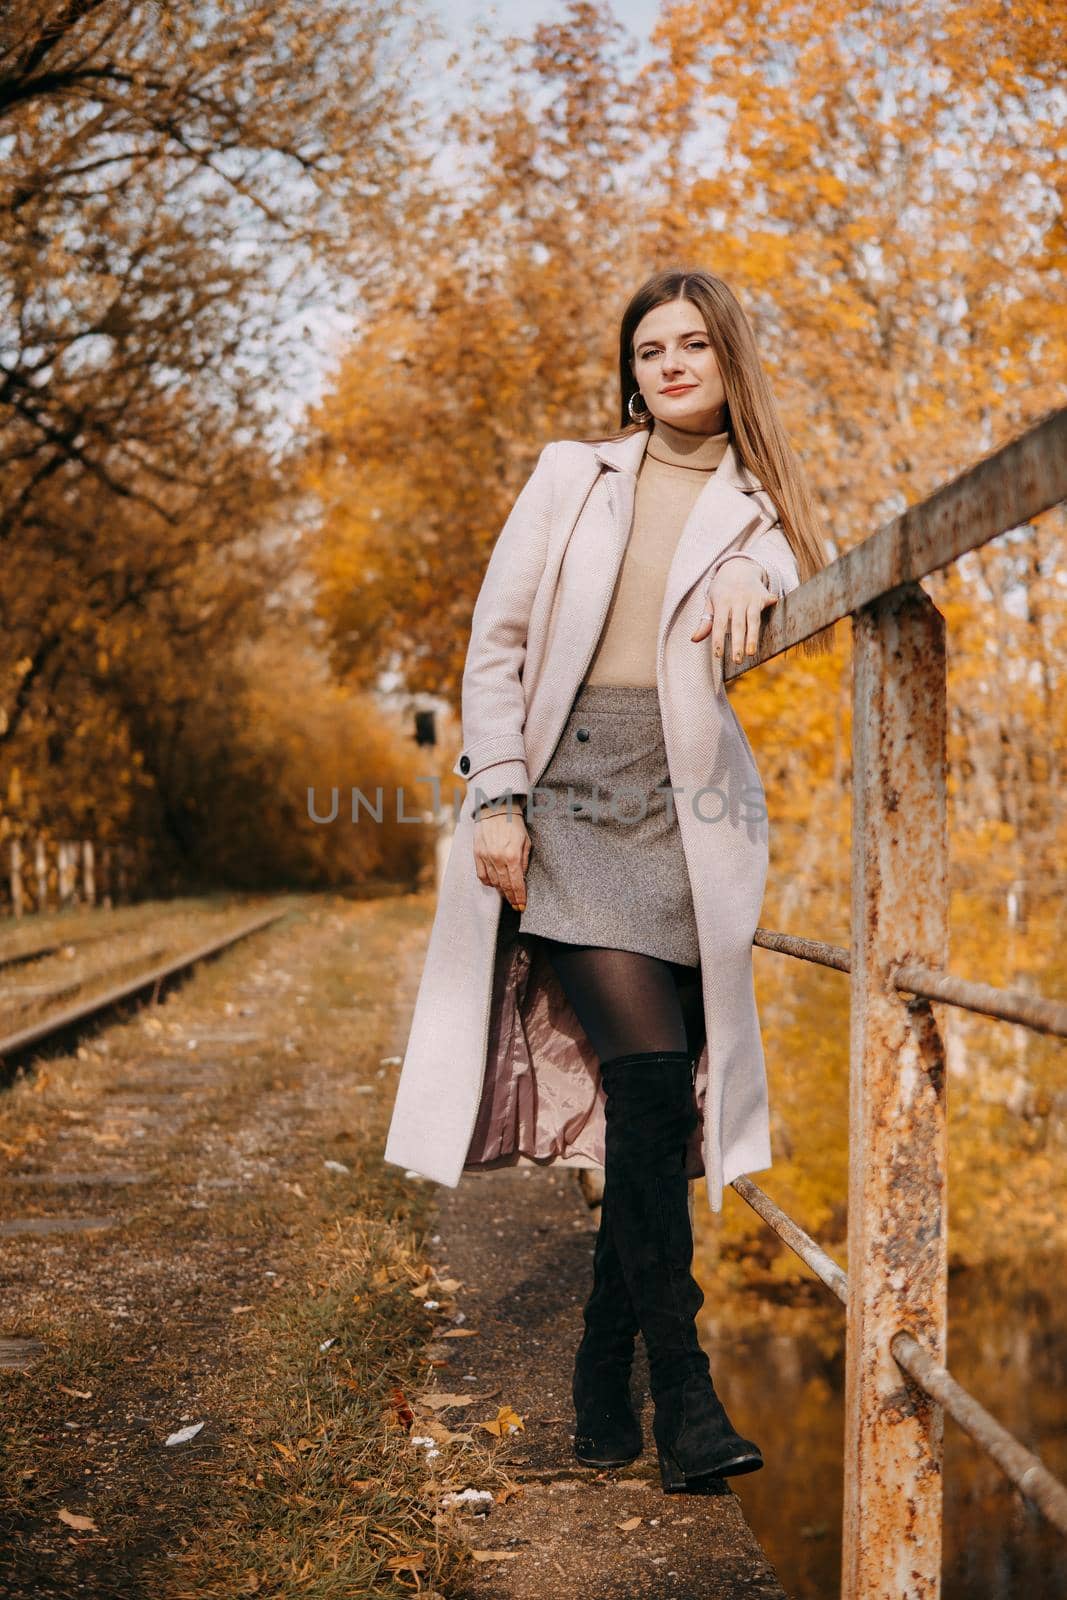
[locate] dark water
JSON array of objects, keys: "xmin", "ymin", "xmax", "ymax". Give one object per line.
[{"xmin": 700, "ymin": 1254, "xmax": 1067, "ymax": 1599}]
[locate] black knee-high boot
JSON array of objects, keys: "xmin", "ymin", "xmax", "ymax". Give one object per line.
[
  {"xmin": 599, "ymin": 1049, "xmax": 764, "ymax": 1492},
  {"xmin": 571, "ymin": 1180, "xmax": 643, "ymax": 1466}
]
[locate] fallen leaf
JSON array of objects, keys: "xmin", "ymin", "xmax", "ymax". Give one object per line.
[
  {"xmin": 272, "ymin": 1440, "xmax": 296, "ymax": 1461},
  {"xmin": 390, "ymin": 1387, "xmax": 415, "ymax": 1429},
  {"xmin": 494, "ymin": 1484, "xmax": 524, "ymax": 1504},
  {"xmin": 416, "ymin": 1392, "xmax": 473, "ymax": 1409},
  {"xmin": 423, "ymin": 1417, "xmax": 475, "ymax": 1445},
  {"xmin": 471, "ymin": 1550, "xmax": 521, "ymax": 1562},
  {"xmin": 411, "ymin": 1276, "xmax": 463, "ymax": 1298},
  {"xmin": 437, "ymin": 1328, "xmax": 478, "ymax": 1338},
  {"xmin": 616, "ymin": 1515, "xmax": 642, "ymax": 1531},
  {"xmin": 476, "ymin": 1405, "xmax": 525, "ymax": 1438},
  {"xmin": 57, "ymin": 1386, "xmax": 92, "ymax": 1400},
  {"xmin": 58, "ymin": 1508, "xmax": 97, "ymax": 1532}
]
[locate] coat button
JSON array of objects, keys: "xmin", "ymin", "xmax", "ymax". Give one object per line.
[
  {"xmin": 575, "ymin": 726, "xmax": 590, "ymax": 742},
  {"xmin": 459, "ymin": 754, "xmax": 470, "ymax": 773}
]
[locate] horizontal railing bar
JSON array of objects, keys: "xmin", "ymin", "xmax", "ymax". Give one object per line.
[
  {"xmin": 890, "ymin": 1330, "xmax": 1067, "ymax": 1533},
  {"xmin": 753, "ymin": 931, "xmax": 1065, "ymax": 1039},
  {"xmin": 731, "ymin": 1178, "xmax": 1067, "ymax": 1531},
  {"xmin": 725, "ymin": 405, "xmax": 1067, "ymax": 674},
  {"xmin": 730, "ymin": 1176, "xmax": 848, "ymax": 1302},
  {"xmin": 892, "ymin": 961, "xmax": 1067, "ymax": 1038},
  {"xmin": 752, "ymin": 927, "xmax": 850, "ymax": 972}
]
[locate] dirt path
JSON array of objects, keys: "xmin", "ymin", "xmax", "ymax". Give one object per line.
[{"xmin": 422, "ymin": 1168, "xmax": 787, "ymax": 1599}]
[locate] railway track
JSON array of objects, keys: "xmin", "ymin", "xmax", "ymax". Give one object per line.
[
  {"xmin": 0, "ymin": 906, "xmax": 287, "ymax": 1078},
  {"xmin": 0, "ymin": 901, "xmax": 214, "ymax": 972}
]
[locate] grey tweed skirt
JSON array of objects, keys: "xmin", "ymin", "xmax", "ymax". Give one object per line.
[{"xmin": 517, "ymin": 682, "xmax": 701, "ymax": 967}]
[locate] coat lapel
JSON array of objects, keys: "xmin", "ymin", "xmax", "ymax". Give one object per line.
[{"xmin": 591, "ymin": 428, "xmax": 768, "ymax": 670}]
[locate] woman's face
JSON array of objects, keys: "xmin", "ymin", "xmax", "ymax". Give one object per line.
[{"xmin": 630, "ymin": 297, "xmax": 727, "ymax": 434}]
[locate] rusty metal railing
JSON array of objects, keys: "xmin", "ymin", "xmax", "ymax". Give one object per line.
[{"xmin": 723, "ymin": 406, "xmax": 1067, "ymax": 1597}]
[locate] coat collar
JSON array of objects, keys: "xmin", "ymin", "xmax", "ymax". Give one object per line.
[{"xmin": 592, "ymin": 426, "xmax": 763, "ymax": 494}]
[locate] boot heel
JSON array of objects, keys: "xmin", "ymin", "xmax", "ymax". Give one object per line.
[
  {"xmin": 657, "ymin": 1444, "xmax": 688, "ymax": 1493},
  {"xmin": 657, "ymin": 1440, "xmax": 764, "ymax": 1493}
]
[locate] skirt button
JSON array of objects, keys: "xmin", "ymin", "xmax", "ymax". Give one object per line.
[{"xmin": 575, "ymin": 726, "xmax": 590, "ymax": 741}]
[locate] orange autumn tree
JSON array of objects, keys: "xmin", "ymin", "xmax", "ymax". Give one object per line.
[
  {"xmin": 0, "ymin": 0, "xmax": 434, "ymax": 890},
  {"xmin": 640, "ymin": 0, "xmax": 1066, "ymax": 1265}
]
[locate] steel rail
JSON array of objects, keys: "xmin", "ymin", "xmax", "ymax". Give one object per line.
[{"xmin": 0, "ymin": 907, "xmax": 285, "ymax": 1061}]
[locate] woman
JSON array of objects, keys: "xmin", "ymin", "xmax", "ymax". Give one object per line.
[{"xmin": 385, "ymin": 267, "xmax": 830, "ymax": 1493}]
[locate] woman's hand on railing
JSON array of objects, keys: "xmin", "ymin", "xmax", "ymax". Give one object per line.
[
  {"xmin": 691, "ymin": 557, "xmax": 776, "ymax": 663},
  {"xmin": 473, "ymin": 808, "xmax": 530, "ymax": 912}
]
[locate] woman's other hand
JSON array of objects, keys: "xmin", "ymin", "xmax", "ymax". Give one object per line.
[
  {"xmin": 473, "ymin": 808, "xmax": 530, "ymax": 912},
  {"xmin": 690, "ymin": 557, "xmax": 776, "ymax": 663}
]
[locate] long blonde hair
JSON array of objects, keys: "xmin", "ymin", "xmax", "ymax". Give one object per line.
[{"xmin": 596, "ymin": 267, "xmax": 834, "ymax": 659}]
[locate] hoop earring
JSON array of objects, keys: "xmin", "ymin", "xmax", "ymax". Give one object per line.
[{"xmin": 628, "ymin": 391, "xmax": 650, "ymax": 422}]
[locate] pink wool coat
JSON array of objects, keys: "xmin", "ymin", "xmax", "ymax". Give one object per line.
[{"xmin": 383, "ymin": 425, "xmax": 801, "ymax": 1212}]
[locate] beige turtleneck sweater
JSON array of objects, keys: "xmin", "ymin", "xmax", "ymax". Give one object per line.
[
  {"xmin": 582, "ymin": 417, "xmax": 729, "ymax": 687},
  {"xmin": 475, "ymin": 418, "xmax": 764, "ymax": 818}
]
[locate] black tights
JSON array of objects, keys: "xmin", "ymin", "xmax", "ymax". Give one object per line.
[{"xmin": 537, "ymin": 938, "xmax": 705, "ymax": 1064}]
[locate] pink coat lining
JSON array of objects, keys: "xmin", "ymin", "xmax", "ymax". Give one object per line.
[{"xmin": 464, "ymin": 927, "xmax": 708, "ymax": 1180}]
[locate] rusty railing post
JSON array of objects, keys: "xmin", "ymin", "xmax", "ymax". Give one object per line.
[{"xmin": 843, "ymin": 582, "xmax": 949, "ymax": 1598}]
